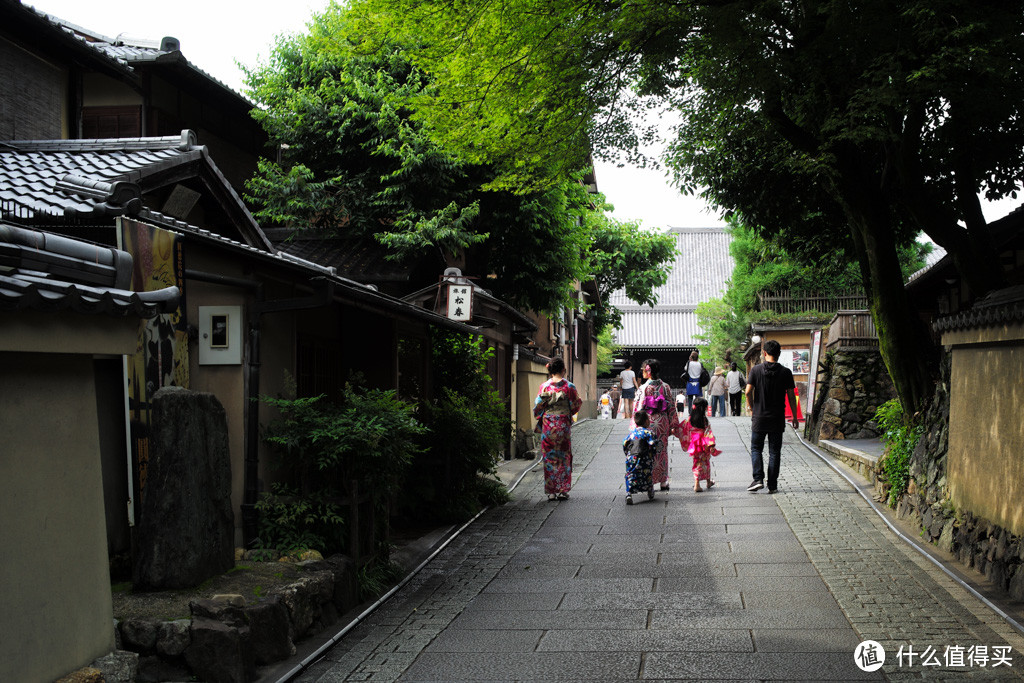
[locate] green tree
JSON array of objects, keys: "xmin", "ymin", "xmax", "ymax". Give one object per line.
[
  {"xmin": 408, "ymin": 329, "xmax": 512, "ymax": 523},
  {"xmin": 594, "ymin": 325, "xmax": 619, "ymax": 376},
  {"xmin": 245, "ymin": 7, "xmax": 675, "ymax": 322},
  {"xmin": 347, "ymin": 0, "xmax": 1024, "ymax": 412},
  {"xmin": 697, "ymin": 219, "xmax": 929, "ymax": 363}
]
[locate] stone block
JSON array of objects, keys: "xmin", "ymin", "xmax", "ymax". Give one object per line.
[
  {"xmin": 245, "ymin": 597, "xmax": 296, "ymax": 664},
  {"xmin": 938, "ymin": 518, "xmax": 956, "ymax": 552},
  {"xmin": 829, "ymin": 386, "xmax": 852, "ymax": 402},
  {"xmin": 191, "ymin": 598, "xmax": 247, "ymax": 628},
  {"xmin": 1010, "ymin": 566, "xmax": 1024, "ymax": 601},
  {"xmin": 55, "ymin": 667, "xmax": 103, "ymax": 683},
  {"xmin": 90, "ymin": 651, "xmax": 138, "ymax": 683},
  {"xmin": 120, "ymin": 618, "xmax": 160, "ymax": 652},
  {"xmin": 270, "ymin": 576, "xmax": 320, "ymax": 640},
  {"xmin": 134, "ymin": 387, "xmax": 235, "ymax": 590},
  {"xmin": 211, "ymin": 593, "xmax": 246, "ymax": 607},
  {"xmin": 184, "ymin": 616, "xmax": 253, "ymax": 683},
  {"xmin": 137, "ymin": 655, "xmax": 191, "ymax": 683},
  {"xmin": 156, "ymin": 620, "xmax": 191, "ymax": 657}
]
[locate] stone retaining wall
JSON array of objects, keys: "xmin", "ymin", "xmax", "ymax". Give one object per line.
[
  {"xmin": 808, "ymin": 347, "xmax": 895, "ymax": 442},
  {"xmin": 114, "ymin": 555, "xmax": 359, "ymax": 683},
  {"xmin": 893, "ymin": 353, "xmax": 1024, "ymax": 602}
]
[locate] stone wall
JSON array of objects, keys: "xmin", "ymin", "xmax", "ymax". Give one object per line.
[
  {"xmin": 896, "ymin": 345, "xmax": 1024, "ymax": 602},
  {"xmin": 808, "ymin": 347, "xmax": 896, "ymax": 442},
  {"xmin": 117, "ymin": 555, "xmax": 359, "ymax": 683}
]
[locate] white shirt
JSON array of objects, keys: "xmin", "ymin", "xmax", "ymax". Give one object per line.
[
  {"xmin": 687, "ymin": 360, "xmax": 702, "ymax": 379},
  {"xmin": 620, "ymin": 369, "xmax": 636, "ymax": 389},
  {"xmin": 726, "ymin": 369, "xmax": 745, "ymax": 393}
]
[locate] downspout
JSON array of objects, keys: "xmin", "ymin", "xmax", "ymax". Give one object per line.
[{"xmin": 184, "ymin": 268, "xmax": 335, "ymax": 547}]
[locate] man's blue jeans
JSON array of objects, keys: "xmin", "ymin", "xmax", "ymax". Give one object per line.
[
  {"xmin": 750, "ymin": 430, "xmax": 783, "ymax": 490},
  {"xmin": 711, "ymin": 394, "xmax": 727, "ymax": 417}
]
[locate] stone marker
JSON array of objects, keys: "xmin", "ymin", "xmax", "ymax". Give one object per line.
[{"xmin": 133, "ymin": 387, "xmax": 235, "ymax": 589}]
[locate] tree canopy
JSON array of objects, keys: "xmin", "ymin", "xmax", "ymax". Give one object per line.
[
  {"xmin": 696, "ymin": 218, "xmax": 931, "ymax": 365},
  {"xmin": 345, "ymin": 0, "xmax": 1024, "ymax": 412},
  {"xmin": 243, "ymin": 6, "xmax": 675, "ymax": 328}
]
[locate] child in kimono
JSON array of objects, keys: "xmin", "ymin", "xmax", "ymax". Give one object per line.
[
  {"xmin": 680, "ymin": 397, "xmax": 722, "ymax": 492},
  {"xmin": 623, "ymin": 410, "xmax": 657, "ymax": 505}
]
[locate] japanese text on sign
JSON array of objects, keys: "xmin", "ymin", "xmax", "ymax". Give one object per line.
[{"xmin": 447, "ymin": 284, "xmax": 473, "ymax": 321}]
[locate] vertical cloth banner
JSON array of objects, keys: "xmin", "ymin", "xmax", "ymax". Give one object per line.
[{"xmin": 120, "ymin": 219, "xmax": 189, "ymax": 502}]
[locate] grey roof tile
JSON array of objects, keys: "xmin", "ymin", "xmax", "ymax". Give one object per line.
[
  {"xmin": 0, "ymin": 135, "xmax": 193, "ymax": 220},
  {"xmin": 611, "ymin": 228, "xmax": 735, "ymax": 348},
  {"xmin": 0, "ymin": 224, "xmax": 179, "ymax": 318}
]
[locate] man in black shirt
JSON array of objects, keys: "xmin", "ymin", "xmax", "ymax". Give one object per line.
[{"xmin": 744, "ymin": 339, "xmax": 800, "ymax": 493}]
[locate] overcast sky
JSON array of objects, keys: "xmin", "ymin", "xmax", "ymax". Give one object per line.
[{"xmin": 26, "ymin": 0, "xmax": 1017, "ymax": 228}]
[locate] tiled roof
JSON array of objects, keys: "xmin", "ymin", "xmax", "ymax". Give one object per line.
[
  {"xmin": 905, "ymin": 244, "xmax": 948, "ymax": 284},
  {"xmin": 31, "ymin": 7, "xmax": 250, "ymax": 102},
  {"xmin": 608, "ymin": 228, "xmax": 735, "ymax": 307},
  {"xmin": 0, "ymin": 222, "xmax": 179, "ymax": 317},
  {"xmin": 264, "ymin": 230, "xmax": 412, "ymax": 283},
  {"xmin": 610, "ymin": 227, "xmax": 735, "ymax": 348},
  {"xmin": 0, "ymin": 132, "xmax": 196, "ymax": 218},
  {"xmin": 0, "ymin": 131, "xmax": 274, "ymax": 252},
  {"xmin": 933, "ymin": 284, "xmax": 1024, "ymax": 333},
  {"xmin": 612, "ymin": 305, "xmax": 701, "ymax": 348}
]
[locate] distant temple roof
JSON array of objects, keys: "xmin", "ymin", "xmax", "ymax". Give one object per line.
[{"xmin": 610, "ymin": 227, "xmax": 735, "ymax": 348}]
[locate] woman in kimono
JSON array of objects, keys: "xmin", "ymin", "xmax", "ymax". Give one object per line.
[
  {"xmin": 534, "ymin": 357, "xmax": 583, "ymax": 500},
  {"xmin": 630, "ymin": 358, "xmax": 682, "ymax": 492}
]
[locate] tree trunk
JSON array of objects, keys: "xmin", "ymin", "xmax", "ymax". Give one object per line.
[{"xmin": 831, "ymin": 153, "xmax": 936, "ymax": 415}]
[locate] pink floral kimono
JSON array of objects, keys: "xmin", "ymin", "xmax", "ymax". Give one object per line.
[
  {"xmin": 680, "ymin": 419, "xmax": 722, "ymax": 485},
  {"xmin": 534, "ymin": 378, "xmax": 583, "ymax": 495}
]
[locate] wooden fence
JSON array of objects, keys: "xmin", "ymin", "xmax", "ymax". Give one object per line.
[
  {"xmin": 758, "ymin": 289, "xmax": 868, "ymax": 314},
  {"xmin": 826, "ymin": 310, "xmax": 879, "ymax": 349}
]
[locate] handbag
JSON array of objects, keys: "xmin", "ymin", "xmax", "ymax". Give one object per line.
[
  {"xmin": 699, "ymin": 364, "xmax": 711, "ymax": 387},
  {"xmin": 686, "ymin": 378, "xmax": 701, "ymax": 396}
]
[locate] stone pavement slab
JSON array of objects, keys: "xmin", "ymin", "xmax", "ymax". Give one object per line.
[{"xmin": 292, "ymin": 417, "xmax": 1024, "ymax": 682}]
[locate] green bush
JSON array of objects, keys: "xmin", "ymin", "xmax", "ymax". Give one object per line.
[
  {"xmin": 257, "ymin": 383, "xmax": 426, "ymax": 556},
  {"xmin": 400, "ymin": 329, "xmax": 513, "ymax": 524},
  {"xmin": 254, "ymin": 484, "xmax": 346, "ymax": 556},
  {"xmin": 875, "ymin": 398, "xmax": 923, "ymax": 508}
]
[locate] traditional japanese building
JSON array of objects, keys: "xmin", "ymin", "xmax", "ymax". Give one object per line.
[{"xmin": 606, "ymin": 227, "xmax": 735, "ymax": 385}]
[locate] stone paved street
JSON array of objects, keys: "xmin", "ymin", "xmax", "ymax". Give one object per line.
[{"xmin": 293, "ymin": 418, "xmax": 1024, "ymax": 681}]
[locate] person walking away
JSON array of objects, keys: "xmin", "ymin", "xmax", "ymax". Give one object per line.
[
  {"xmin": 679, "ymin": 396, "xmax": 722, "ymax": 492},
  {"xmin": 683, "ymin": 350, "xmax": 704, "ymax": 410},
  {"xmin": 619, "ymin": 361, "xmax": 639, "ymax": 419},
  {"xmin": 599, "ymin": 389, "xmax": 612, "ymax": 419},
  {"xmin": 609, "ymin": 384, "xmax": 622, "ymax": 419},
  {"xmin": 675, "ymin": 389, "xmax": 686, "ymax": 415},
  {"xmin": 726, "ymin": 362, "xmax": 746, "ymax": 416},
  {"xmin": 623, "ymin": 410, "xmax": 657, "ymax": 505},
  {"xmin": 534, "ymin": 357, "xmax": 583, "ymax": 500},
  {"xmin": 708, "ymin": 367, "xmax": 728, "ymax": 417},
  {"xmin": 745, "ymin": 340, "xmax": 799, "ymax": 494},
  {"xmin": 632, "ymin": 358, "xmax": 682, "ymax": 492}
]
